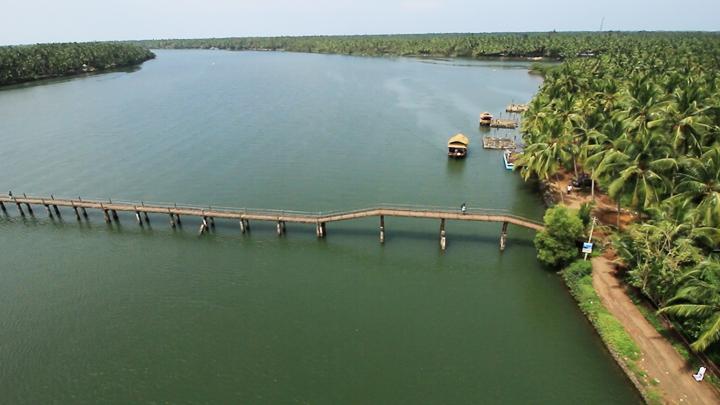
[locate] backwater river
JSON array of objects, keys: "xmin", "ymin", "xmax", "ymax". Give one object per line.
[{"xmin": 0, "ymin": 50, "xmax": 640, "ymax": 403}]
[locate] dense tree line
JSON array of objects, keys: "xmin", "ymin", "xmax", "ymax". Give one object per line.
[
  {"xmin": 516, "ymin": 34, "xmax": 720, "ymax": 353},
  {"xmin": 0, "ymin": 42, "xmax": 155, "ymax": 86},
  {"xmin": 134, "ymin": 32, "xmax": 718, "ymax": 60}
]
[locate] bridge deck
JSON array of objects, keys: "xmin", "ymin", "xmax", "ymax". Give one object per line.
[{"xmin": 0, "ymin": 195, "xmax": 544, "ymax": 231}]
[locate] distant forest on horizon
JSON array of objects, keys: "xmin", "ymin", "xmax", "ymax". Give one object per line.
[{"xmin": 129, "ymin": 31, "xmax": 720, "ymax": 60}]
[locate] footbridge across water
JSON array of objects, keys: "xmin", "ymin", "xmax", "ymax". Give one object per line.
[{"xmin": 0, "ymin": 194, "xmax": 544, "ymax": 251}]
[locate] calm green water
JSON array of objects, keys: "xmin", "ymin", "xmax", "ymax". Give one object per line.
[{"xmin": 0, "ymin": 50, "xmax": 640, "ymax": 404}]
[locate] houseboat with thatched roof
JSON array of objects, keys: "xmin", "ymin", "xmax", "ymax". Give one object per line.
[
  {"xmin": 448, "ymin": 134, "xmax": 469, "ymax": 158},
  {"xmin": 479, "ymin": 112, "xmax": 493, "ymax": 127}
]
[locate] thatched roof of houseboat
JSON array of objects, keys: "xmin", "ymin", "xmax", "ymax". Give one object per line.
[{"xmin": 448, "ymin": 133, "xmax": 469, "ymax": 148}]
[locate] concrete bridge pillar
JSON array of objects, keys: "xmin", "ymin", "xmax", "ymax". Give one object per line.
[
  {"xmin": 499, "ymin": 221, "xmax": 509, "ymax": 251},
  {"xmin": 16, "ymin": 202, "xmax": 25, "ymax": 217},
  {"xmin": 440, "ymin": 219, "xmax": 447, "ymax": 251},
  {"xmin": 379, "ymin": 215, "xmax": 385, "ymax": 244}
]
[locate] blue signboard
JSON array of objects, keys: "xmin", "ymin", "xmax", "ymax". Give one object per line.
[{"xmin": 582, "ymin": 242, "xmax": 593, "ymax": 254}]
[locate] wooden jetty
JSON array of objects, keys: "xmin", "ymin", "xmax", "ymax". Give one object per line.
[
  {"xmin": 0, "ymin": 194, "xmax": 544, "ymax": 252},
  {"xmin": 506, "ymin": 103, "xmax": 529, "ymax": 113},
  {"xmin": 489, "ymin": 119, "xmax": 518, "ymax": 129},
  {"xmin": 482, "ymin": 136, "xmax": 516, "ymax": 150}
]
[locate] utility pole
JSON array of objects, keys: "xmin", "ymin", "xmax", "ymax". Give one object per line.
[{"xmin": 584, "ymin": 217, "xmax": 597, "ymax": 261}]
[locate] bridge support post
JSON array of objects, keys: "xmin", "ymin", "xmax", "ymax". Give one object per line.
[
  {"xmin": 25, "ymin": 203, "xmax": 34, "ymax": 216},
  {"xmin": 499, "ymin": 221, "xmax": 509, "ymax": 251},
  {"xmin": 321, "ymin": 222, "xmax": 326, "ymax": 238},
  {"xmin": 0, "ymin": 201, "xmax": 6, "ymax": 214},
  {"xmin": 103, "ymin": 209, "xmax": 111, "ymax": 223},
  {"xmin": 277, "ymin": 221, "xmax": 286, "ymax": 236},
  {"xmin": 175, "ymin": 214, "xmax": 182, "ymax": 226},
  {"xmin": 135, "ymin": 211, "xmax": 143, "ymax": 226},
  {"xmin": 73, "ymin": 206, "xmax": 80, "ymax": 221},
  {"xmin": 199, "ymin": 216, "xmax": 209, "ymax": 234},
  {"xmin": 143, "ymin": 212, "xmax": 150, "ymax": 224},
  {"xmin": 440, "ymin": 219, "xmax": 447, "ymax": 251},
  {"xmin": 379, "ymin": 215, "xmax": 385, "ymax": 244},
  {"xmin": 16, "ymin": 202, "xmax": 25, "ymax": 217},
  {"xmin": 44, "ymin": 204, "xmax": 53, "ymax": 218},
  {"xmin": 81, "ymin": 207, "xmax": 88, "ymax": 219},
  {"xmin": 169, "ymin": 213, "xmax": 176, "ymax": 228},
  {"xmin": 316, "ymin": 222, "xmax": 325, "ymax": 238},
  {"xmin": 111, "ymin": 210, "xmax": 119, "ymax": 221},
  {"xmin": 53, "ymin": 205, "xmax": 61, "ymax": 217},
  {"xmin": 240, "ymin": 218, "xmax": 248, "ymax": 233},
  {"xmin": 209, "ymin": 217, "xmax": 215, "ymax": 229}
]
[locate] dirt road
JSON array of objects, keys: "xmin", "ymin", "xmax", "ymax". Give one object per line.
[{"xmin": 592, "ymin": 257, "xmax": 720, "ymax": 404}]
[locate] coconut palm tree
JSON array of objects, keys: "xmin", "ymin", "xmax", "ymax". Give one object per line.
[
  {"xmin": 660, "ymin": 260, "xmax": 720, "ymax": 352},
  {"xmin": 651, "ymin": 81, "xmax": 711, "ymax": 157},
  {"xmin": 670, "ymin": 147, "xmax": 720, "ymax": 228}
]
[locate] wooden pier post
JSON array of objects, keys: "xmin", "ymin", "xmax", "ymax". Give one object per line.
[
  {"xmin": 102, "ymin": 209, "xmax": 111, "ymax": 223},
  {"xmin": 53, "ymin": 205, "xmax": 61, "ymax": 217},
  {"xmin": 81, "ymin": 207, "xmax": 88, "ymax": 219},
  {"xmin": 210, "ymin": 217, "xmax": 215, "ymax": 228},
  {"xmin": 379, "ymin": 215, "xmax": 385, "ymax": 244},
  {"xmin": 499, "ymin": 221, "xmax": 509, "ymax": 251},
  {"xmin": 240, "ymin": 218, "xmax": 249, "ymax": 233},
  {"xmin": 439, "ymin": 219, "xmax": 447, "ymax": 251},
  {"xmin": 72, "ymin": 205, "xmax": 81, "ymax": 221},
  {"xmin": 0, "ymin": 201, "xmax": 6, "ymax": 214},
  {"xmin": 276, "ymin": 220, "xmax": 286, "ymax": 236},
  {"xmin": 44, "ymin": 204, "xmax": 53, "ymax": 218},
  {"xmin": 135, "ymin": 211, "xmax": 143, "ymax": 226},
  {"xmin": 169, "ymin": 213, "xmax": 176, "ymax": 228},
  {"xmin": 25, "ymin": 203, "xmax": 34, "ymax": 216},
  {"xmin": 111, "ymin": 210, "xmax": 119, "ymax": 221},
  {"xmin": 143, "ymin": 212, "xmax": 150, "ymax": 224},
  {"xmin": 175, "ymin": 214, "xmax": 182, "ymax": 226}
]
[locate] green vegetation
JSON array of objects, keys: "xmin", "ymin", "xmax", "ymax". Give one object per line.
[
  {"xmin": 517, "ymin": 32, "xmax": 720, "ymax": 354},
  {"xmin": 133, "ymin": 32, "xmax": 719, "ymax": 60},
  {"xmin": 562, "ymin": 261, "xmax": 640, "ymax": 362},
  {"xmin": 561, "ymin": 260, "xmax": 661, "ymax": 403},
  {"xmin": 0, "ymin": 42, "xmax": 155, "ymax": 86},
  {"xmin": 534, "ymin": 206, "xmax": 584, "ymax": 268}
]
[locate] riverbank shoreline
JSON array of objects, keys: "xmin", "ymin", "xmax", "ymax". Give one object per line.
[{"xmin": 560, "ymin": 260, "xmax": 658, "ymax": 403}]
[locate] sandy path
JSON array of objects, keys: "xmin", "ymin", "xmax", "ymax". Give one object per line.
[{"xmin": 592, "ymin": 257, "xmax": 720, "ymax": 404}]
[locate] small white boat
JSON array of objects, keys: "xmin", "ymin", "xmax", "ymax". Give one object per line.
[{"xmin": 503, "ymin": 150, "xmax": 515, "ymax": 170}]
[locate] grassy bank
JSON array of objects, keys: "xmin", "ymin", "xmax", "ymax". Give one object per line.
[{"xmin": 560, "ymin": 260, "xmax": 662, "ymax": 404}]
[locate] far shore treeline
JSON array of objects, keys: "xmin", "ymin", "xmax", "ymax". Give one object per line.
[
  {"xmin": 131, "ymin": 32, "xmax": 720, "ymax": 60},
  {"xmin": 0, "ymin": 42, "xmax": 155, "ymax": 86}
]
